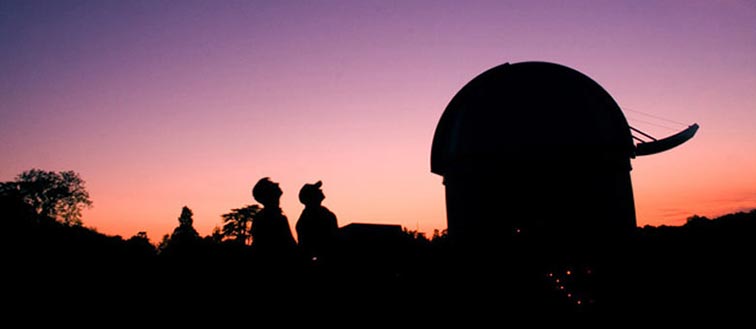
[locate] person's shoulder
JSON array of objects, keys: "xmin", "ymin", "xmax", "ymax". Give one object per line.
[
  {"xmin": 320, "ymin": 206, "xmax": 337, "ymax": 218},
  {"xmin": 260, "ymin": 207, "xmax": 286, "ymax": 218},
  {"xmin": 298, "ymin": 207, "xmax": 316, "ymax": 218},
  {"xmin": 319, "ymin": 205, "xmax": 334, "ymax": 213}
]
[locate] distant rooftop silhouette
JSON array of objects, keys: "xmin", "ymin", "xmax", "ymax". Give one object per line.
[{"xmin": 340, "ymin": 223, "xmax": 403, "ymax": 236}]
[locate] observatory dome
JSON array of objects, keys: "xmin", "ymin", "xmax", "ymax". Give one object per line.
[{"xmin": 431, "ymin": 61, "xmax": 635, "ymax": 176}]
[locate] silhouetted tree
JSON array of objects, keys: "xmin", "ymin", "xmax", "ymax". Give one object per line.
[
  {"xmin": 210, "ymin": 227, "xmax": 223, "ymax": 242},
  {"xmin": 173, "ymin": 206, "xmax": 200, "ymax": 240},
  {"xmin": 157, "ymin": 234, "xmax": 171, "ymax": 255},
  {"xmin": 0, "ymin": 169, "xmax": 92, "ymax": 226},
  {"xmin": 402, "ymin": 228, "xmax": 429, "ymax": 243},
  {"xmin": 126, "ymin": 231, "xmax": 157, "ymax": 257},
  {"xmin": 685, "ymin": 214, "xmax": 711, "ymax": 226},
  {"xmin": 432, "ymin": 229, "xmax": 448, "ymax": 241},
  {"xmin": 133, "ymin": 231, "xmax": 149, "ymax": 240},
  {"xmin": 218, "ymin": 205, "xmax": 260, "ymax": 245},
  {"xmin": 160, "ymin": 206, "xmax": 202, "ymax": 258},
  {"xmin": 1, "ymin": 184, "xmax": 42, "ymax": 231}
]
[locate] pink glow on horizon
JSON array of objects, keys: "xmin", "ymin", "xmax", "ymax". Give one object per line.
[{"xmin": 1, "ymin": 1, "xmax": 754, "ymax": 242}]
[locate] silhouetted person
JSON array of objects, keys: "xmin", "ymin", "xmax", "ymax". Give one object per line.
[
  {"xmin": 250, "ymin": 177, "xmax": 298, "ymax": 269},
  {"xmin": 296, "ymin": 180, "xmax": 339, "ymax": 265}
]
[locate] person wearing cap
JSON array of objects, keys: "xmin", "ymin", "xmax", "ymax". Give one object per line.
[{"xmin": 296, "ymin": 180, "xmax": 339, "ymax": 266}]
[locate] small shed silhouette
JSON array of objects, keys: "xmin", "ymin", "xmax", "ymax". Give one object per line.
[
  {"xmin": 431, "ymin": 61, "xmax": 638, "ymax": 261},
  {"xmin": 338, "ymin": 223, "xmax": 407, "ymax": 278}
]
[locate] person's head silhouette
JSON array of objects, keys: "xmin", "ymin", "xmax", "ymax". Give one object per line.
[
  {"xmin": 299, "ymin": 180, "xmax": 325, "ymax": 207},
  {"xmin": 253, "ymin": 177, "xmax": 282, "ymax": 208}
]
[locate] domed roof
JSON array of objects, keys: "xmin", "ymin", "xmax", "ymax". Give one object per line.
[{"xmin": 431, "ymin": 61, "xmax": 635, "ymax": 176}]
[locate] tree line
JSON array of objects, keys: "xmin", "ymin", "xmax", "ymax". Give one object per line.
[{"xmin": 2, "ymin": 168, "xmax": 756, "ymax": 316}]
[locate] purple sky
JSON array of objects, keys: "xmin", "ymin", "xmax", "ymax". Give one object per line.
[{"xmin": 2, "ymin": 1, "xmax": 755, "ymax": 241}]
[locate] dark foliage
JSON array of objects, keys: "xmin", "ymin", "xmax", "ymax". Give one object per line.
[
  {"xmin": 1, "ymin": 168, "xmax": 92, "ymax": 225},
  {"xmin": 3, "ymin": 187, "xmax": 755, "ymax": 318}
]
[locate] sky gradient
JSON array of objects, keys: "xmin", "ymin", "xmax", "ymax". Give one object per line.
[{"xmin": 2, "ymin": 0, "xmax": 755, "ymax": 242}]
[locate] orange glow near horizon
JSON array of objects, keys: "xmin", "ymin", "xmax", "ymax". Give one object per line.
[{"xmin": 2, "ymin": 2, "xmax": 754, "ymax": 243}]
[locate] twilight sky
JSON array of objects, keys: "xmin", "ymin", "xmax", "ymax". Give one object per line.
[{"xmin": 2, "ymin": 0, "xmax": 754, "ymax": 242}]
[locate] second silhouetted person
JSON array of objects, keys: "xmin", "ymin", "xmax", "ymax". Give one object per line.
[{"xmin": 296, "ymin": 180, "xmax": 339, "ymax": 265}]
